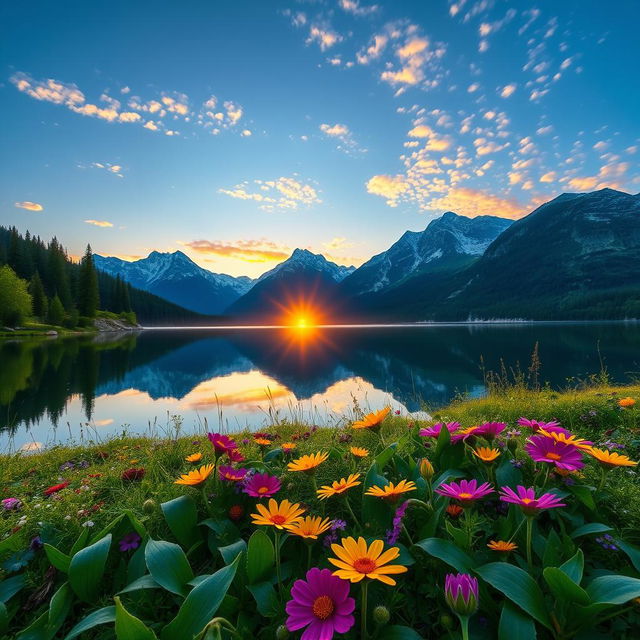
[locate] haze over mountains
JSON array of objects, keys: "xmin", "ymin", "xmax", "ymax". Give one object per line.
[{"xmin": 95, "ymin": 188, "xmax": 640, "ymax": 321}]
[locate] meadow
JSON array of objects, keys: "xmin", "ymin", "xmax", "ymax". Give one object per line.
[{"xmin": 1, "ymin": 383, "xmax": 640, "ymax": 639}]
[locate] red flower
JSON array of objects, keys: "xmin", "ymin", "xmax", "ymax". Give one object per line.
[
  {"xmin": 44, "ymin": 482, "xmax": 69, "ymax": 496},
  {"xmin": 88, "ymin": 473, "xmax": 102, "ymax": 478},
  {"xmin": 229, "ymin": 505, "xmax": 244, "ymax": 521},
  {"xmin": 228, "ymin": 449, "xmax": 245, "ymax": 463},
  {"xmin": 121, "ymin": 468, "xmax": 145, "ymax": 482}
]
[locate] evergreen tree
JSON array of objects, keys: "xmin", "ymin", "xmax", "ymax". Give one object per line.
[
  {"xmin": 29, "ymin": 271, "xmax": 48, "ymax": 319},
  {"xmin": 77, "ymin": 244, "xmax": 100, "ymax": 317},
  {"xmin": 0, "ymin": 265, "xmax": 32, "ymax": 327},
  {"xmin": 47, "ymin": 238, "xmax": 73, "ymax": 310},
  {"xmin": 47, "ymin": 295, "xmax": 65, "ymax": 326}
]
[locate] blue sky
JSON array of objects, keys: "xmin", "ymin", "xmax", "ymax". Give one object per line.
[{"xmin": 2, "ymin": 0, "xmax": 638, "ymax": 277}]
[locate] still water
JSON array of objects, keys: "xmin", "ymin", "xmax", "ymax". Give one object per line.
[{"xmin": 1, "ymin": 324, "xmax": 639, "ymax": 452}]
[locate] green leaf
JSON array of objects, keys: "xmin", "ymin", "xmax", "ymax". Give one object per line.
[
  {"xmin": 413, "ymin": 538, "xmax": 475, "ymax": 574},
  {"xmin": 161, "ymin": 496, "xmax": 199, "ymax": 548},
  {"xmin": 362, "ymin": 462, "xmax": 391, "ymax": 527},
  {"xmin": 567, "ymin": 485, "xmax": 595, "ymax": 511},
  {"xmin": 543, "ymin": 568, "xmax": 591, "ymax": 605},
  {"xmin": 161, "ymin": 554, "xmax": 240, "ymax": 640},
  {"xmin": 378, "ymin": 625, "xmax": 425, "ymax": 639},
  {"xmin": 432, "ymin": 468, "xmax": 466, "ymax": 489},
  {"xmin": 496, "ymin": 456, "xmax": 523, "ymax": 487},
  {"xmin": 263, "ymin": 448, "xmax": 282, "ymax": 462},
  {"xmin": 475, "ymin": 562, "xmax": 551, "ymax": 629},
  {"xmin": 570, "ymin": 523, "xmax": 613, "ymax": 539},
  {"xmin": 69, "ymin": 534, "xmax": 112, "ymax": 603},
  {"xmin": 0, "ymin": 574, "xmax": 26, "ymax": 603},
  {"xmin": 117, "ymin": 574, "xmax": 160, "ymax": 595},
  {"xmin": 69, "ymin": 526, "xmax": 91, "ymax": 556},
  {"xmin": 586, "ymin": 575, "xmax": 640, "ymax": 605},
  {"xmin": 615, "ymin": 539, "xmax": 640, "ymax": 574},
  {"xmin": 246, "ymin": 581, "xmax": 280, "ymax": 617},
  {"xmin": 44, "ymin": 544, "xmax": 71, "ymax": 573},
  {"xmin": 114, "ymin": 596, "xmax": 158, "ymax": 640},
  {"xmin": 0, "ymin": 602, "xmax": 7, "ymax": 636},
  {"xmin": 145, "ymin": 539, "xmax": 194, "ymax": 597},
  {"xmin": 246, "ymin": 529, "xmax": 275, "ymax": 585},
  {"xmin": 87, "ymin": 513, "xmax": 126, "ymax": 546},
  {"xmin": 218, "ymin": 539, "xmax": 246, "ymax": 565},
  {"xmin": 542, "ymin": 529, "xmax": 562, "ymax": 568},
  {"xmin": 498, "ymin": 601, "xmax": 537, "ymax": 640},
  {"xmin": 375, "ymin": 443, "xmax": 398, "ymax": 470},
  {"xmin": 48, "ymin": 582, "xmax": 73, "ymax": 631},
  {"xmin": 0, "ymin": 532, "xmax": 24, "ymax": 555},
  {"xmin": 62, "ymin": 606, "xmax": 116, "ymax": 640},
  {"xmin": 559, "ymin": 549, "xmax": 584, "ymax": 584}
]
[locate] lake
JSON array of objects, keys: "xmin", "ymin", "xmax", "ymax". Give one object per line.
[{"xmin": 1, "ymin": 323, "xmax": 639, "ymax": 452}]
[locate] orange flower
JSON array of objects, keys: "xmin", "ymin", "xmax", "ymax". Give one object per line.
[
  {"xmin": 586, "ymin": 447, "xmax": 638, "ymax": 468},
  {"xmin": 352, "ymin": 407, "xmax": 391, "ymax": 431},
  {"xmin": 281, "ymin": 442, "xmax": 297, "ymax": 453},
  {"xmin": 174, "ymin": 464, "xmax": 214, "ymax": 486},
  {"xmin": 185, "ymin": 453, "xmax": 202, "ymax": 463},
  {"xmin": 250, "ymin": 498, "xmax": 305, "ymax": 529},
  {"xmin": 286, "ymin": 516, "xmax": 332, "ymax": 539},
  {"xmin": 254, "ymin": 437, "xmax": 272, "ymax": 446},
  {"xmin": 365, "ymin": 480, "xmax": 417, "ymax": 502},
  {"xmin": 317, "ymin": 474, "xmax": 361, "ymax": 500},
  {"xmin": 446, "ymin": 504, "xmax": 463, "ymax": 518},
  {"xmin": 287, "ymin": 452, "xmax": 329, "ymax": 473},
  {"xmin": 487, "ymin": 540, "xmax": 517, "ymax": 552},
  {"xmin": 538, "ymin": 429, "xmax": 593, "ymax": 450},
  {"xmin": 619, "ymin": 397, "xmax": 636, "ymax": 408},
  {"xmin": 472, "ymin": 447, "xmax": 501, "ymax": 463},
  {"xmin": 350, "ymin": 446, "xmax": 369, "ymax": 458}
]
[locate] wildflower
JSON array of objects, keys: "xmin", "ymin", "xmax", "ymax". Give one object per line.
[
  {"xmin": 517, "ymin": 418, "xmax": 562, "ymax": 432},
  {"xmin": 352, "ymin": 407, "xmax": 391, "ymax": 432},
  {"xmin": 445, "ymin": 573, "xmax": 479, "ymax": 617},
  {"xmin": 595, "ymin": 534, "xmax": 619, "ymax": 551},
  {"xmin": 538, "ymin": 428, "xmax": 593, "ymax": 450},
  {"xmin": 60, "ymin": 461, "xmax": 75, "ymax": 471},
  {"xmin": 446, "ymin": 504, "xmax": 463, "ymax": 518},
  {"xmin": 29, "ymin": 536, "xmax": 43, "ymax": 551},
  {"xmin": 419, "ymin": 422, "xmax": 460, "ymax": 438},
  {"xmin": 386, "ymin": 501, "xmax": 409, "ymax": 545},
  {"xmin": 324, "ymin": 519, "xmax": 348, "ymax": 547},
  {"xmin": 218, "ymin": 465, "xmax": 249, "ymax": 482},
  {"xmin": 44, "ymin": 482, "xmax": 70, "ymax": 496},
  {"xmin": 285, "ymin": 568, "xmax": 355, "ymax": 638},
  {"xmin": 451, "ymin": 426, "xmax": 482, "ymax": 444},
  {"xmin": 419, "ymin": 458, "xmax": 434, "ymax": 480},
  {"xmin": 229, "ymin": 505, "xmax": 244, "ymax": 521},
  {"xmin": 435, "ymin": 479, "xmax": 494, "ymax": 506},
  {"xmin": 2, "ymin": 498, "xmax": 22, "ymax": 511},
  {"xmin": 602, "ymin": 440, "xmax": 625, "ymax": 450},
  {"xmin": 472, "ymin": 447, "xmax": 501, "ymax": 463},
  {"xmin": 317, "ymin": 474, "xmax": 361, "ymax": 500},
  {"xmin": 254, "ymin": 437, "xmax": 272, "ymax": 446},
  {"xmin": 82, "ymin": 521, "xmax": 95, "ymax": 528},
  {"xmin": 499, "ymin": 486, "xmax": 565, "ymax": 516},
  {"xmin": 365, "ymin": 480, "xmax": 417, "ymax": 503},
  {"xmin": 251, "ymin": 498, "xmax": 305, "ymax": 529},
  {"xmin": 474, "ymin": 422, "xmax": 507, "ymax": 440},
  {"xmin": 487, "ymin": 540, "xmax": 517, "ymax": 552},
  {"xmin": 207, "ymin": 433, "xmax": 238, "ymax": 455},
  {"xmin": 286, "ymin": 516, "xmax": 333, "ymax": 539},
  {"xmin": 288, "ymin": 452, "xmax": 329, "ymax": 473},
  {"xmin": 185, "ymin": 453, "xmax": 202, "ymax": 463},
  {"xmin": 228, "ymin": 449, "xmax": 245, "ymax": 463},
  {"xmin": 119, "ymin": 532, "xmax": 141, "ymax": 552},
  {"xmin": 329, "ymin": 537, "xmax": 408, "ymax": 585},
  {"xmin": 619, "ymin": 397, "xmax": 636, "ymax": 408},
  {"xmin": 121, "ymin": 468, "xmax": 145, "ymax": 482},
  {"xmin": 506, "ymin": 429, "xmax": 522, "ymax": 438},
  {"xmin": 526, "ymin": 435, "xmax": 584, "ymax": 471},
  {"xmin": 350, "ymin": 446, "xmax": 369, "ymax": 458},
  {"xmin": 586, "ymin": 447, "xmax": 638, "ymax": 468},
  {"xmin": 243, "ymin": 472, "xmax": 281, "ymax": 498},
  {"xmin": 174, "ymin": 464, "xmax": 214, "ymax": 486},
  {"xmin": 281, "ymin": 442, "xmax": 297, "ymax": 454}
]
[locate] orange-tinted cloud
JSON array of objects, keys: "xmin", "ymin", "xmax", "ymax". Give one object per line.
[
  {"xmin": 85, "ymin": 219, "xmax": 114, "ymax": 228},
  {"xmin": 183, "ymin": 239, "xmax": 291, "ymax": 263},
  {"xmin": 429, "ymin": 188, "xmax": 524, "ymax": 219},
  {"xmin": 15, "ymin": 201, "xmax": 43, "ymax": 211}
]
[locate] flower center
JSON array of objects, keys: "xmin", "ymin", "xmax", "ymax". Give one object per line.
[
  {"xmin": 521, "ymin": 498, "xmax": 533, "ymax": 504},
  {"xmin": 271, "ymin": 514, "xmax": 286, "ymax": 525},
  {"xmin": 546, "ymin": 452, "xmax": 562, "ymax": 460},
  {"xmin": 353, "ymin": 557, "xmax": 377, "ymax": 574},
  {"xmin": 312, "ymin": 595, "xmax": 335, "ymax": 620},
  {"xmin": 458, "ymin": 492, "xmax": 473, "ymax": 499},
  {"xmin": 258, "ymin": 486, "xmax": 269, "ymax": 494}
]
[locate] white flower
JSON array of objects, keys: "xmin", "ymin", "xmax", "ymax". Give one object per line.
[{"xmin": 82, "ymin": 521, "xmax": 95, "ymax": 528}]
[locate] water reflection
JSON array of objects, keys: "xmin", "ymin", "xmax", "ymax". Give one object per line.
[{"xmin": 1, "ymin": 323, "xmax": 639, "ymax": 450}]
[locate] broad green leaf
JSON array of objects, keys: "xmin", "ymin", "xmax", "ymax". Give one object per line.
[
  {"xmin": 362, "ymin": 462, "xmax": 391, "ymax": 527},
  {"xmin": 263, "ymin": 448, "xmax": 282, "ymax": 462},
  {"xmin": 161, "ymin": 496, "xmax": 199, "ymax": 548},
  {"xmin": 543, "ymin": 568, "xmax": 591, "ymax": 605},
  {"xmin": 542, "ymin": 529, "xmax": 563, "ymax": 568},
  {"xmin": 0, "ymin": 532, "xmax": 23, "ymax": 555},
  {"xmin": 114, "ymin": 596, "xmax": 158, "ymax": 640},
  {"xmin": 246, "ymin": 581, "xmax": 279, "ymax": 617},
  {"xmin": 218, "ymin": 539, "xmax": 246, "ymax": 565},
  {"xmin": 62, "ymin": 606, "xmax": 116, "ymax": 640},
  {"xmin": 615, "ymin": 539, "xmax": 640, "ymax": 574},
  {"xmin": 475, "ymin": 562, "xmax": 551, "ymax": 629},
  {"xmin": 375, "ymin": 443, "xmax": 398, "ymax": 470},
  {"xmin": 246, "ymin": 529, "xmax": 274, "ymax": 584},
  {"xmin": 48, "ymin": 582, "xmax": 73, "ymax": 631},
  {"xmin": 69, "ymin": 526, "xmax": 91, "ymax": 556},
  {"xmin": 0, "ymin": 602, "xmax": 7, "ymax": 636},
  {"xmin": 570, "ymin": 523, "xmax": 613, "ymax": 539},
  {"xmin": 559, "ymin": 549, "xmax": 584, "ymax": 584},
  {"xmin": 498, "ymin": 601, "xmax": 536, "ymax": 640},
  {"xmin": 44, "ymin": 544, "xmax": 71, "ymax": 573},
  {"xmin": 88, "ymin": 513, "xmax": 126, "ymax": 546},
  {"xmin": 496, "ymin": 456, "xmax": 523, "ymax": 487},
  {"xmin": 161, "ymin": 555, "xmax": 239, "ymax": 640},
  {"xmin": 69, "ymin": 534, "xmax": 112, "ymax": 603},
  {"xmin": 413, "ymin": 538, "xmax": 475, "ymax": 573},
  {"xmin": 567, "ymin": 485, "xmax": 595, "ymax": 511},
  {"xmin": 145, "ymin": 539, "xmax": 193, "ymax": 597},
  {"xmin": 586, "ymin": 575, "xmax": 640, "ymax": 605},
  {"xmin": 0, "ymin": 574, "xmax": 26, "ymax": 603},
  {"xmin": 378, "ymin": 625, "xmax": 424, "ymax": 639},
  {"xmin": 117, "ymin": 574, "xmax": 160, "ymax": 595},
  {"xmin": 432, "ymin": 468, "xmax": 466, "ymax": 489}
]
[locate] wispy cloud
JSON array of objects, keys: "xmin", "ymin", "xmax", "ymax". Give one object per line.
[
  {"xmin": 218, "ymin": 176, "xmax": 321, "ymax": 212},
  {"xmin": 84, "ymin": 219, "xmax": 114, "ymax": 228},
  {"xmin": 319, "ymin": 123, "xmax": 365, "ymax": 154},
  {"xmin": 183, "ymin": 239, "xmax": 291, "ymax": 263},
  {"xmin": 339, "ymin": 0, "xmax": 379, "ymax": 17},
  {"xmin": 307, "ymin": 24, "xmax": 343, "ymax": 51},
  {"xmin": 15, "ymin": 201, "xmax": 43, "ymax": 211}
]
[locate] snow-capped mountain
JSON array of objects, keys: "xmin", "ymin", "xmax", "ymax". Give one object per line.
[
  {"xmin": 343, "ymin": 211, "xmax": 513, "ymax": 296},
  {"xmin": 94, "ymin": 251, "xmax": 254, "ymax": 315},
  {"xmin": 256, "ymin": 248, "xmax": 355, "ymax": 283}
]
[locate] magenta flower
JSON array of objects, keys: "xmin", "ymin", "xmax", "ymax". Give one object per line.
[
  {"xmin": 435, "ymin": 479, "xmax": 494, "ymax": 505},
  {"xmin": 228, "ymin": 449, "xmax": 245, "ymax": 463},
  {"xmin": 207, "ymin": 433, "xmax": 238, "ymax": 456},
  {"xmin": 243, "ymin": 472, "xmax": 281, "ymax": 498},
  {"xmin": 525, "ymin": 435, "xmax": 584, "ymax": 471},
  {"xmin": 419, "ymin": 422, "xmax": 460, "ymax": 438},
  {"xmin": 2, "ymin": 498, "xmax": 22, "ymax": 511},
  {"xmin": 286, "ymin": 568, "xmax": 355, "ymax": 639},
  {"xmin": 474, "ymin": 422, "xmax": 507, "ymax": 441},
  {"xmin": 218, "ymin": 465, "xmax": 248, "ymax": 482},
  {"xmin": 445, "ymin": 573, "xmax": 479, "ymax": 617},
  {"xmin": 119, "ymin": 532, "xmax": 141, "ymax": 552},
  {"xmin": 517, "ymin": 418, "xmax": 562, "ymax": 432},
  {"xmin": 499, "ymin": 485, "xmax": 566, "ymax": 516}
]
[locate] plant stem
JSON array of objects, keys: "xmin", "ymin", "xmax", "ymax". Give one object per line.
[
  {"xmin": 459, "ymin": 614, "xmax": 470, "ymax": 640},
  {"xmin": 526, "ymin": 516, "xmax": 534, "ymax": 570},
  {"xmin": 307, "ymin": 542, "xmax": 312, "ymax": 570},
  {"xmin": 464, "ymin": 508, "xmax": 474, "ymax": 551},
  {"xmin": 345, "ymin": 494, "xmax": 361, "ymax": 528},
  {"xmin": 360, "ymin": 580, "xmax": 369, "ymax": 640},
  {"xmin": 274, "ymin": 530, "xmax": 283, "ymax": 601},
  {"xmin": 598, "ymin": 467, "xmax": 608, "ymax": 492}
]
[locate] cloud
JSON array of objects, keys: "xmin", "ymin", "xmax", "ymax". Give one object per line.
[
  {"xmin": 84, "ymin": 219, "xmax": 114, "ymax": 228},
  {"xmin": 319, "ymin": 123, "xmax": 365, "ymax": 154},
  {"xmin": 219, "ymin": 177, "xmax": 321, "ymax": 211},
  {"xmin": 307, "ymin": 24, "xmax": 343, "ymax": 51},
  {"xmin": 365, "ymin": 174, "xmax": 410, "ymax": 206},
  {"xmin": 339, "ymin": 0, "xmax": 379, "ymax": 16},
  {"xmin": 15, "ymin": 201, "xmax": 43, "ymax": 211},
  {"xmin": 428, "ymin": 188, "xmax": 523, "ymax": 219},
  {"xmin": 183, "ymin": 239, "xmax": 291, "ymax": 263},
  {"xmin": 540, "ymin": 171, "xmax": 556, "ymax": 183},
  {"xmin": 500, "ymin": 83, "xmax": 517, "ymax": 98},
  {"xmin": 323, "ymin": 237, "xmax": 356, "ymax": 251},
  {"xmin": 407, "ymin": 124, "xmax": 452, "ymax": 151},
  {"xmin": 320, "ymin": 123, "xmax": 349, "ymax": 137},
  {"xmin": 79, "ymin": 162, "xmax": 124, "ymax": 177}
]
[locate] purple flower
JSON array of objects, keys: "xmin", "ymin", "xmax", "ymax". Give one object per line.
[
  {"xmin": 525, "ymin": 435, "xmax": 584, "ymax": 471},
  {"xmin": 243, "ymin": 472, "xmax": 281, "ymax": 498},
  {"xmin": 499, "ymin": 485, "xmax": 566, "ymax": 516},
  {"xmin": 286, "ymin": 568, "xmax": 355, "ymax": 638},
  {"xmin": 386, "ymin": 500, "xmax": 409, "ymax": 544},
  {"xmin": 2, "ymin": 498, "xmax": 22, "ymax": 511},
  {"xmin": 595, "ymin": 534, "xmax": 619, "ymax": 551},
  {"xmin": 60, "ymin": 461, "xmax": 75, "ymax": 471},
  {"xmin": 119, "ymin": 532, "xmax": 141, "ymax": 552},
  {"xmin": 435, "ymin": 479, "xmax": 494, "ymax": 505},
  {"xmin": 207, "ymin": 433, "xmax": 238, "ymax": 455},
  {"xmin": 475, "ymin": 422, "xmax": 507, "ymax": 440},
  {"xmin": 331, "ymin": 519, "xmax": 347, "ymax": 531},
  {"xmin": 29, "ymin": 536, "xmax": 43, "ymax": 551},
  {"xmin": 517, "ymin": 418, "xmax": 562, "ymax": 432},
  {"xmin": 419, "ymin": 422, "xmax": 460, "ymax": 438},
  {"xmin": 445, "ymin": 573, "xmax": 479, "ymax": 617},
  {"xmin": 218, "ymin": 465, "xmax": 249, "ymax": 483}
]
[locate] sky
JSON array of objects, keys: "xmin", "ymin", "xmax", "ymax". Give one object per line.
[{"xmin": 1, "ymin": 0, "xmax": 639, "ymax": 278}]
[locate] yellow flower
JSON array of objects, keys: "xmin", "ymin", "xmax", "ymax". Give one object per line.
[
  {"xmin": 317, "ymin": 474, "xmax": 362, "ymax": 500},
  {"xmin": 586, "ymin": 447, "xmax": 638, "ymax": 468},
  {"xmin": 419, "ymin": 458, "xmax": 434, "ymax": 480},
  {"xmin": 285, "ymin": 516, "xmax": 332, "ymax": 539},
  {"xmin": 365, "ymin": 480, "xmax": 417, "ymax": 502},
  {"xmin": 185, "ymin": 453, "xmax": 202, "ymax": 463},
  {"xmin": 472, "ymin": 447, "xmax": 501, "ymax": 463},
  {"xmin": 281, "ymin": 442, "xmax": 297, "ymax": 453},
  {"xmin": 619, "ymin": 397, "xmax": 636, "ymax": 408},
  {"xmin": 352, "ymin": 407, "xmax": 391, "ymax": 431},
  {"xmin": 487, "ymin": 540, "xmax": 517, "ymax": 552},
  {"xmin": 129, "ymin": 459, "xmax": 140, "ymax": 464},
  {"xmin": 329, "ymin": 536, "xmax": 408, "ymax": 585},
  {"xmin": 287, "ymin": 452, "xmax": 329, "ymax": 473},
  {"xmin": 350, "ymin": 446, "xmax": 369, "ymax": 458},
  {"xmin": 254, "ymin": 437, "xmax": 272, "ymax": 446},
  {"xmin": 174, "ymin": 464, "xmax": 214, "ymax": 486},
  {"xmin": 538, "ymin": 429, "xmax": 593, "ymax": 450},
  {"xmin": 250, "ymin": 498, "xmax": 305, "ymax": 529}
]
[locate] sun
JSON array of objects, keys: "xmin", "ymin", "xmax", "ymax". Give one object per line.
[{"xmin": 295, "ymin": 316, "xmax": 310, "ymax": 329}]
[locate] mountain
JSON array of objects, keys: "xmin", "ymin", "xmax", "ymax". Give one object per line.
[
  {"xmin": 225, "ymin": 249, "xmax": 355, "ymax": 320},
  {"xmin": 94, "ymin": 251, "xmax": 254, "ymax": 315},
  {"xmin": 342, "ymin": 211, "xmax": 512, "ymax": 296}
]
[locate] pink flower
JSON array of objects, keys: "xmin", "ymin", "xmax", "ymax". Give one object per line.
[
  {"xmin": 499, "ymin": 485, "xmax": 566, "ymax": 516},
  {"xmin": 243, "ymin": 472, "xmax": 281, "ymax": 498},
  {"xmin": 228, "ymin": 449, "xmax": 245, "ymax": 463},
  {"xmin": 435, "ymin": 479, "xmax": 494, "ymax": 505},
  {"xmin": 419, "ymin": 422, "xmax": 460, "ymax": 438},
  {"xmin": 474, "ymin": 422, "xmax": 507, "ymax": 440},
  {"xmin": 445, "ymin": 573, "xmax": 479, "ymax": 616},
  {"xmin": 517, "ymin": 418, "xmax": 562, "ymax": 432},
  {"xmin": 2, "ymin": 498, "xmax": 22, "ymax": 510},
  {"xmin": 218, "ymin": 465, "xmax": 248, "ymax": 482},
  {"xmin": 207, "ymin": 433, "xmax": 238, "ymax": 456},
  {"xmin": 286, "ymin": 568, "xmax": 355, "ymax": 639},
  {"xmin": 525, "ymin": 435, "xmax": 584, "ymax": 471}
]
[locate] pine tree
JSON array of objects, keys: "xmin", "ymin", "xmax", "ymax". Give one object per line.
[
  {"xmin": 77, "ymin": 244, "xmax": 100, "ymax": 317},
  {"xmin": 47, "ymin": 295, "xmax": 65, "ymax": 326},
  {"xmin": 29, "ymin": 271, "xmax": 48, "ymax": 319},
  {"xmin": 47, "ymin": 238, "xmax": 73, "ymax": 310}
]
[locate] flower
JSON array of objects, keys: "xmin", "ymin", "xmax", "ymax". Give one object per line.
[
  {"xmin": 586, "ymin": 447, "xmax": 638, "ymax": 468},
  {"xmin": 285, "ymin": 568, "xmax": 355, "ymax": 639},
  {"xmin": 243, "ymin": 472, "xmax": 281, "ymax": 497},
  {"xmin": 286, "ymin": 516, "xmax": 333, "ymax": 539},
  {"xmin": 2, "ymin": 498, "xmax": 22, "ymax": 510},
  {"xmin": 329, "ymin": 537, "xmax": 408, "ymax": 585},
  {"xmin": 517, "ymin": 418, "xmax": 562, "ymax": 432},
  {"xmin": 475, "ymin": 422, "xmax": 507, "ymax": 440},
  {"xmin": 119, "ymin": 532, "xmax": 141, "ymax": 552},
  {"xmin": 174, "ymin": 464, "xmax": 214, "ymax": 486},
  {"xmin": 218, "ymin": 465, "xmax": 249, "ymax": 482},
  {"xmin": 419, "ymin": 422, "xmax": 460, "ymax": 438},
  {"xmin": 386, "ymin": 501, "xmax": 409, "ymax": 544},
  {"xmin": 499, "ymin": 485, "xmax": 566, "ymax": 516},
  {"xmin": 595, "ymin": 533, "xmax": 619, "ymax": 551},
  {"xmin": 254, "ymin": 437, "xmax": 272, "ymax": 446},
  {"xmin": 451, "ymin": 426, "xmax": 482, "ymax": 444},
  {"xmin": 619, "ymin": 397, "xmax": 636, "ymax": 408},
  {"xmin": 435, "ymin": 479, "xmax": 494, "ymax": 505},
  {"xmin": 446, "ymin": 504, "xmax": 463, "ymax": 518},
  {"xmin": 207, "ymin": 433, "xmax": 238, "ymax": 455},
  {"xmin": 288, "ymin": 452, "xmax": 329, "ymax": 473},
  {"xmin": 251, "ymin": 498, "xmax": 305, "ymax": 529},
  {"xmin": 282, "ymin": 442, "xmax": 297, "ymax": 453},
  {"xmin": 352, "ymin": 407, "xmax": 391, "ymax": 431},
  {"xmin": 526, "ymin": 435, "xmax": 584, "ymax": 471},
  {"xmin": 538, "ymin": 428, "xmax": 593, "ymax": 450},
  {"xmin": 365, "ymin": 480, "xmax": 417, "ymax": 502},
  {"xmin": 472, "ymin": 447, "xmax": 501, "ymax": 463},
  {"xmin": 487, "ymin": 540, "xmax": 517, "ymax": 552},
  {"xmin": 445, "ymin": 573, "xmax": 479, "ymax": 617},
  {"xmin": 419, "ymin": 458, "xmax": 435, "ymax": 480},
  {"xmin": 121, "ymin": 468, "xmax": 145, "ymax": 482},
  {"xmin": 44, "ymin": 482, "xmax": 70, "ymax": 496},
  {"xmin": 185, "ymin": 453, "xmax": 202, "ymax": 463},
  {"xmin": 349, "ymin": 446, "xmax": 369, "ymax": 458},
  {"xmin": 317, "ymin": 474, "xmax": 361, "ymax": 500},
  {"xmin": 228, "ymin": 449, "xmax": 245, "ymax": 463}
]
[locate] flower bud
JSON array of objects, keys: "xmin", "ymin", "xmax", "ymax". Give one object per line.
[
  {"xmin": 445, "ymin": 573, "xmax": 479, "ymax": 617},
  {"xmin": 373, "ymin": 605, "xmax": 390, "ymax": 625},
  {"xmin": 275, "ymin": 624, "xmax": 289, "ymax": 639},
  {"xmin": 419, "ymin": 458, "xmax": 434, "ymax": 480},
  {"xmin": 507, "ymin": 438, "xmax": 518, "ymax": 453},
  {"xmin": 142, "ymin": 499, "xmax": 156, "ymax": 514}
]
